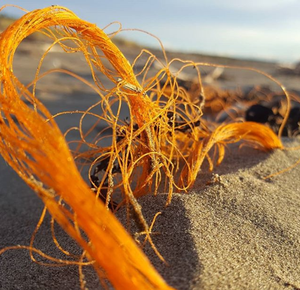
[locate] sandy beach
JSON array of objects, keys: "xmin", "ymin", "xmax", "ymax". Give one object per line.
[
  {"xmin": 1, "ymin": 138, "xmax": 300, "ymax": 290},
  {"xmin": 1, "ymin": 28, "xmax": 300, "ymax": 289}
]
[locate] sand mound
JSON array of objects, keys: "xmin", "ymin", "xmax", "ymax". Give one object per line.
[{"xmin": 117, "ymin": 138, "xmax": 300, "ymax": 290}]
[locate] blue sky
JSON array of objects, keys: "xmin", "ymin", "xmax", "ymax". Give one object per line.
[{"xmin": 2, "ymin": 0, "xmax": 300, "ymax": 63}]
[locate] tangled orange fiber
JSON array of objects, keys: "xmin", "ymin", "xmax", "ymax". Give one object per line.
[
  {"xmin": 0, "ymin": 5, "xmax": 284, "ymax": 290},
  {"xmin": 0, "ymin": 5, "xmax": 174, "ymax": 290}
]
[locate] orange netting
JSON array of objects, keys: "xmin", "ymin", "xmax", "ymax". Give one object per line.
[{"xmin": 0, "ymin": 5, "xmax": 286, "ymax": 290}]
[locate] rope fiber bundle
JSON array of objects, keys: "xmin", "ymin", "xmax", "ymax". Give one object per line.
[{"xmin": 0, "ymin": 5, "xmax": 285, "ymax": 290}]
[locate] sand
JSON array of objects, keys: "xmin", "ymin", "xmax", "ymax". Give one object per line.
[
  {"xmin": 1, "ymin": 32, "xmax": 300, "ymax": 290},
  {"xmin": 1, "ymin": 138, "xmax": 300, "ymax": 290},
  {"xmin": 130, "ymin": 138, "xmax": 300, "ymax": 290}
]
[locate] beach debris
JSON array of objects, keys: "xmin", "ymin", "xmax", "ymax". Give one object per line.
[
  {"xmin": 0, "ymin": 5, "xmax": 291, "ymax": 290},
  {"xmin": 203, "ymin": 67, "xmax": 225, "ymax": 84},
  {"xmin": 277, "ymin": 61, "xmax": 300, "ymax": 76},
  {"xmin": 168, "ymin": 79, "xmax": 299, "ymax": 136},
  {"xmin": 246, "ymin": 104, "xmax": 275, "ymax": 124},
  {"xmin": 154, "ymin": 61, "xmax": 225, "ymax": 83},
  {"xmin": 0, "ymin": 5, "xmax": 175, "ymax": 290},
  {"xmin": 206, "ymin": 173, "xmax": 223, "ymax": 186},
  {"xmin": 245, "ymin": 103, "xmax": 300, "ymax": 137}
]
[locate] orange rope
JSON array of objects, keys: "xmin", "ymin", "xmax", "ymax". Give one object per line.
[
  {"xmin": 0, "ymin": 5, "xmax": 287, "ymax": 290},
  {"xmin": 0, "ymin": 5, "xmax": 174, "ymax": 290}
]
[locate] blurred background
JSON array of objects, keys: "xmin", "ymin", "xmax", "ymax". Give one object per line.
[
  {"xmin": 2, "ymin": 0, "xmax": 300, "ymax": 63},
  {"xmin": 1, "ymin": 1, "xmax": 300, "ymax": 140}
]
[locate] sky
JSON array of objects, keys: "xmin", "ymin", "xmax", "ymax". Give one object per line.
[{"xmin": 2, "ymin": 0, "xmax": 300, "ymax": 63}]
